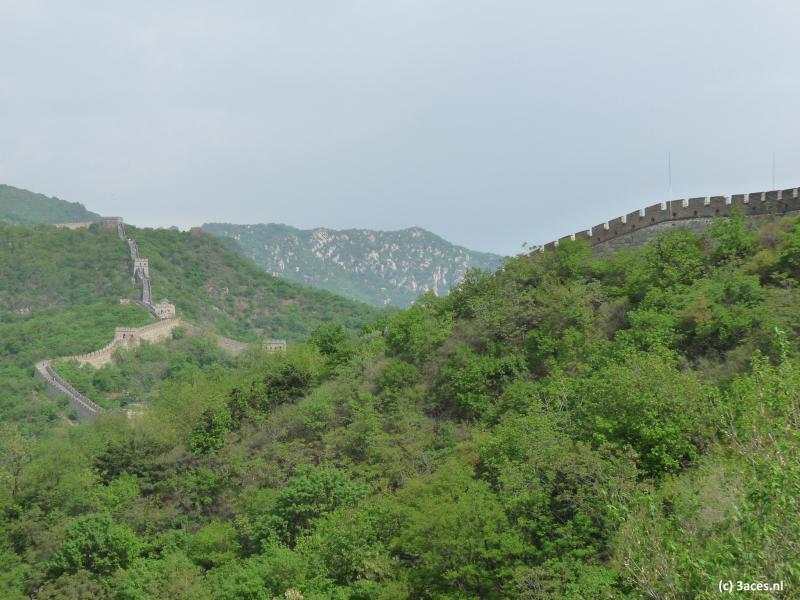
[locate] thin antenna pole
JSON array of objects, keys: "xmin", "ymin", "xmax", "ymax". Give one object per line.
[
  {"xmin": 667, "ymin": 152, "xmax": 672, "ymax": 199},
  {"xmin": 772, "ymin": 152, "xmax": 776, "ymax": 189}
]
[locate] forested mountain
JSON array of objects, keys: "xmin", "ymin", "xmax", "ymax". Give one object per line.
[
  {"xmin": 0, "ymin": 184, "xmax": 101, "ymax": 224},
  {"xmin": 0, "ymin": 222, "xmax": 380, "ymax": 428},
  {"xmin": 202, "ymin": 223, "xmax": 504, "ymax": 307},
  {"xmin": 2, "ymin": 211, "xmax": 798, "ymax": 598},
  {"xmin": 129, "ymin": 227, "xmax": 382, "ymax": 341}
]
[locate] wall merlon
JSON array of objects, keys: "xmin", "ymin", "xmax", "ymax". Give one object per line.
[
  {"xmin": 625, "ymin": 210, "xmax": 645, "ymax": 226},
  {"xmin": 643, "ymin": 202, "xmax": 668, "ymax": 223}
]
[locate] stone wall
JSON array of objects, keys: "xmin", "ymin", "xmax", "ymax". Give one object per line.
[
  {"xmin": 262, "ymin": 339, "xmax": 288, "ymax": 352},
  {"xmin": 133, "ymin": 258, "xmax": 149, "ymax": 278},
  {"xmin": 52, "ymin": 217, "xmax": 123, "ymax": 231},
  {"xmin": 153, "ymin": 301, "xmax": 176, "ymax": 319},
  {"xmin": 591, "ymin": 210, "xmax": 800, "ymax": 258},
  {"xmin": 542, "ymin": 187, "xmax": 800, "ymax": 255},
  {"xmin": 60, "ymin": 338, "xmax": 125, "ymax": 369},
  {"xmin": 116, "ymin": 319, "xmax": 182, "ymax": 346},
  {"xmin": 34, "ymin": 360, "xmax": 104, "ymax": 421},
  {"xmin": 52, "ymin": 222, "xmax": 97, "ymax": 230},
  {"xmin": 178, "ymin": 321, "xmax": 253, "ymax": 356}
]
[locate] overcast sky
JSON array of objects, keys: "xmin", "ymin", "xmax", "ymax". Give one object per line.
[{"xmin": 1, "ymin": 1, "xmax": 799, "ymax": 255}]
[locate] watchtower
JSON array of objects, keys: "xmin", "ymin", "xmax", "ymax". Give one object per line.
[
  {"xmin": 133, "ymin": 258, "xmax": 149, "ymax": 278},
  {"xmin": 262, "ymin": 339, "xmax": 288, "ymax": 352},
  {"xmin": 101, "ymin": 217, "xmax": 124, "ymax": 230},
  {"xmin": 153, "ymin": 301, "xmax": 176, "ymax": 320}
]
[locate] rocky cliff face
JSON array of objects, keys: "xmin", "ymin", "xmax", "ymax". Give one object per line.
[{"xmin": 202, "ymin": 223, "xmax": 504, "ymax": 307}]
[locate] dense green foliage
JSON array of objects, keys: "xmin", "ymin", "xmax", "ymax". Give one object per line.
[
  {"xmin": 0, "ymin": 223, "xmax": 134, "ymax": 311},
  {"xmin": 0, "ymin": 184, "xmax": 101, "ymax": 225},
  {"xmin": 2, "ymin": 212, "xmax": 799, "ymax": 598},
  {"xmin": 203, "ymin": 223, "xmax": 503, "ymax": 307}
]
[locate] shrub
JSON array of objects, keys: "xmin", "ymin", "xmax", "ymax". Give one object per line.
[{"xmin": 49, "ymin": 514, "xmax": 141, "ymax": 576}]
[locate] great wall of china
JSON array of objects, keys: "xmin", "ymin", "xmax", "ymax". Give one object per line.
[
  {"xmin": 37, "ymin": 186, "xmax": 799, "ymax": 420},
  {"xmin": 36, "ymin": 219, "xmax": 284, "ymax": 421},
  {"xmin": 541, "ymin": 187, "xmax": 800, "ymax": 256}
]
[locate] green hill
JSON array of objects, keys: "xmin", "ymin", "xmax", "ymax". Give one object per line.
[
  {"xmin": 131, "ymin": 227, "xmax": 383, "ymax": 341},
  {"xmin": 0, "ymin": 184, "xmax": 101, "ymax": 224},
  {"xmin": 2, "ymin": 211, "xmax": 799, "ymax": 597},
  {"xmin": 203, "ymin": 222, "xmax": 504, "ymax": 307},
  {"xmin": 0, "ymin": 221, "xmax": 381, "ymax": 429}
]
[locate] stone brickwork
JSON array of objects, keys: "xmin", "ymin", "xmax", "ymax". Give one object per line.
[
  {"xmin": 34, "ymin": 360, "xmax": 104, "ymax": 421},
  {"xmin": 52, "ymin": 217, "xmax": 123, "ymax": 231},
  {"xmin": 542, "ymin": 187, "xmax": 800, "ymax": 255},
  {"xmin": 133, "ymin": 258, "xmax": 149, "ymax": 278},
  {"xmin": 52, "ymin": 222, "xmax": 97, "ymax": 230},
  {"xmin": 262, "ymin": 339, "xmax": 288, "ymax": 352},
  {"xmin": 153, "ymin": 301, "xmax": 176, "ymax": 319}
]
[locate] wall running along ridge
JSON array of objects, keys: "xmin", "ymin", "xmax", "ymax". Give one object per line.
[
  {"xmin": 541, "ymin": 187, "xmax": 800, "ymax": 256},
  {"xmin": 35, "ymin": 219, "xmax": 284, "ymax": 420}
]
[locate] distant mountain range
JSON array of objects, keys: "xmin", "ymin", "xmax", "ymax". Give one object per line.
[
  {"xmin": 202, "ymin": 223, "xmax": 505, "ymax": 307},
  {"xmin": 0, "ymin": 184, "xmax": 101, "ymax": 224}
]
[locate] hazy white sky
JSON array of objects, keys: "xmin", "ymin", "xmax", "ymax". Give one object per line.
[{"xmin": 1, "ymin": 1, "xmax": 799, "ymax": 255}]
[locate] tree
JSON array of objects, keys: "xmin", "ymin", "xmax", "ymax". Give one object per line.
[
  {"xmin": 296, "ymin": 505, "xmax": 395, "ymax": 587},
  {"xmin": 479, "ymin": 411, "xmax": 639, "ymax": 562},
  {"xmin": 190, "ymin": 408, "xmax": 233, "ymax": 455},
  {"xmin": 707, "ymin": 208, "xmax": 757, "ymax": 264},
  {"xmin": 49, "ymin": 514, "xmax": 141, "ymax": 577},
  {"xmin": 392, "ymin": 463, "xmax": 524, "ymax": 598},
  {"xmin": 188, "ymin": 522, "xmax": 241, "ymax": 569},
  {"xmin": 0, "ymin": 424, "xmax": 33, "ymax": 505},
  {"xmin": 644, "ymin": 228, "xmax": 706, "ymax": 288},
  {"xmin": 204, "ymin": 545, "xmax": 315, "ymax": 600},
  {"xmin": 384, "ymin": 297, "xmax": 451, "ymax": 363},
  {"xmin": 309, "ymin": 323, "xmax": 354, "ymax": 372},
  {"xmin": 576, "ymin": 352, "xmax": 719, "ymax": 477},
  {"xmin": 436, "ymin": 346, "xmax": 527, "ymax": 419},
  {"xmin": 270, "ymin": 466, "xmax": 368, "ymax": 545}
]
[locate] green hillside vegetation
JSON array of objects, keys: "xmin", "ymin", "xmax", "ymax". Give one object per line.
[
  {"xmin": 0, "ymin": 223, "xmax": 379, "ymax": 431},
  {"xmin": 132, "ymin": 227, "xmax": 383, "ymax": 341},
  {"xmin": 0, "ymin": 184, "xmax": 101, "ymax": 224},
  {"xmin": 2, "ymin": 211, "xmax": 799, "ymax": 598},
  {"xmin": 0, "ymin": 222, "xmax": 135, "ymax": 312},
  {"xmin": 0, "ymin": 222, "xmax": 153, "ymax": 429},
  {"xmin": 0, "ymin": 303, "xmax": 154, "ymax": 429},
  {"xmin": 55, "ymin": 331, "xmax": 236, "ymax": 410}
]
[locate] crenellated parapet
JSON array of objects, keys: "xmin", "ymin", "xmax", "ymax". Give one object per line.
[{"xmin": 542, "ymin": 187, "xmax": 800, "ymax": 252}]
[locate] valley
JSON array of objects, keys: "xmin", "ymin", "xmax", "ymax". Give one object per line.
[{"xmin": 1, "ymin": 186, "xmax": 799, "ymax": 598}]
